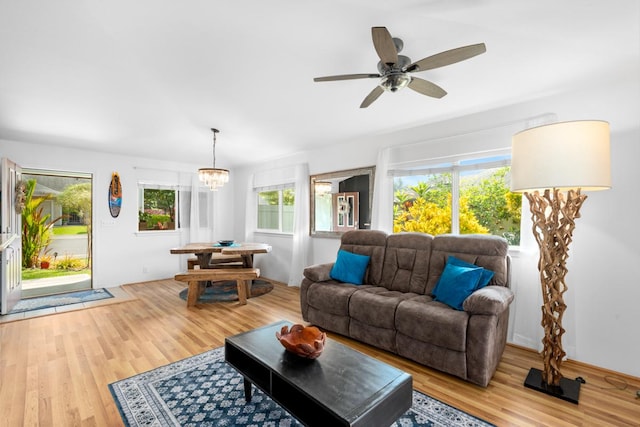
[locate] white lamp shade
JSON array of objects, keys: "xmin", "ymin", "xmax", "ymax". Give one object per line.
[{"xmin": 511, "ymin": 120, "xmax": 611, "ymax": 193}]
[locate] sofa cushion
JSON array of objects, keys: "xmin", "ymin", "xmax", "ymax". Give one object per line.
[
  {"xmin": 349, "ymin": 287, "xmax": 417, "ymax": 329},
  {"xmin": 306, "ymin": 282, "xmax": 365, "ymax": 316},
  {"xmin": 380, "ymin": 232, "xmax": 432, "ymax": 293},
  {"xmin": 433, "ymin": 263, "xmax": 483, "ymax": 310},
  {"xmin": 395, "ymin": 296, "xmax": 469, "ymax": 352},
  {"xmin": 339, "ymin": 230, "xmax": 387, "ymax": 286},
  {"xmin": 330, "ymin": 250, "xmax": 370, "ymax": 285},
  {"xmin": 426, "ymin": 234, "xmax": 509, "ymax": 294},
  {"xmin": 446, "ymin": 256, "xmax": 494, "ymax": 290}
]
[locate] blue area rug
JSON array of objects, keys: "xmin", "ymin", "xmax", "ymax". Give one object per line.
[
  {"xmin": 178, "ymin": 279, "xmax": 274, "ymax": 303},
  {"xmin": 8, "ymin": 288, "xmax": 114, "ymax": 314},
  {"xmin": 109, "ymin": 346, "xmax": 495, "ymax": 427}
]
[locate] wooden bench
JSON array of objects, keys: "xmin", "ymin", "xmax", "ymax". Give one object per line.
[{"xmin": 174, "ymin": 268, "xmax": 260, "ymax": 307}]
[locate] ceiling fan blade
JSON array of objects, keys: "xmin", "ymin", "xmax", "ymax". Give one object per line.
[
  {"xmin": 406, "ymin": 43, "xmax": 486, "ymax": 72},
  {"xmin": 360, "ymin": 86, "xmax": 384, "ymax": 108},
  {"xmin": 314, "ymin": 73, "xmax": 380, "ymax": 82},
  {"xmin": 371, "ymin": 27, "xmax": 398, "ymax": 66},
  {"xmin": 408, "ymin": 77, "xmax": 447, "ymax": 99}
]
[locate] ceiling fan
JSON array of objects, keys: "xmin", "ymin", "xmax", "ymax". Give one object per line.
[{"xmin": 313, "ymin": 27, "xmax": 486, "ymax": 108}]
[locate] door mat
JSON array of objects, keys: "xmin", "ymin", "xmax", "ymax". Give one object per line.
[{"xmin": 7, "ymin": 288, "xmax": 114, "ymax": 314}]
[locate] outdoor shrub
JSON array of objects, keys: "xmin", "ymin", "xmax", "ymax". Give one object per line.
[
  {"xmin": 21, "ymin": 179, "xmax": 61, "ymax": 268},
  {"xmin": 148, "ymin": 214, "xmax": 171, "ymax": 225},
  {"xmin": 56, "ymin": 254, "xmax": 85, "ymax": 270}
]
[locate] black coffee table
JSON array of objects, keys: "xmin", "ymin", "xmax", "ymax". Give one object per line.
[{"xmin": 224, "ymin": 320, "xmax": 412, "ymax": 427}]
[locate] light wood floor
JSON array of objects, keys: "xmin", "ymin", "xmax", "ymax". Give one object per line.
[{"xmin": 1, "ymin": 279, "xmax": 638, "ymax": 426}]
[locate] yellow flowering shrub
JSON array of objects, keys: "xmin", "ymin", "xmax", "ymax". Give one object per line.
[{"xmin": 393, "ymin": 196, "xmax": 488, "ymax": 235}]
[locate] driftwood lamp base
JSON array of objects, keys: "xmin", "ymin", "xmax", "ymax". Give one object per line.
[{"xmin": 524, "ymin": 189, "xmax": 586, "ymax": 403}]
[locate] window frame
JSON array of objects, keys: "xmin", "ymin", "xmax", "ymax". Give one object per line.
[
  {"xmin": 137, "ymin": 183, "xmax": 180, "ymax": 233},
  {"xmin": 391, "ymin": 155, "xmax": 521, "ymax": 244}
]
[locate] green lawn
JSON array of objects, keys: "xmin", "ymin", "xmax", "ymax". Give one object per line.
[
  {"xmin": 53, "ymin": 225, "xmax": 88, "ymax": 235},
  {"xmin": 22, "ymin": 268, "xmax": 91, "ymax": 281}
]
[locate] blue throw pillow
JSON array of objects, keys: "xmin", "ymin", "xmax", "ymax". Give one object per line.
[
  {"xmin": 433, "ymin": 263, "xmax": 484, "ymax": 310},
  {"xmin": 330, "ymin": 250, "xmax": 371, "ymax": 285},
  {"xmin": 447, "ymin": 256, "xmax": 494, "ymax": 289}
]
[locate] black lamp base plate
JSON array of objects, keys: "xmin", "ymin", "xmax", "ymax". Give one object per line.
[{"xmin": 524, "ymin": 368, "xmax": 580, "ymax": 404}]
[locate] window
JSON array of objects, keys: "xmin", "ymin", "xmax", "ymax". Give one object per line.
[
  {"xmin": 392, "ymin": 156, "xmax": 522, "ymax": 245},
  {"xmin": 257, "ymin": 188, "xmax": 294, "ymax": 233},
  {"xmin": 138, "ymin": 186, "xmax": 179, "ymax": 231}
]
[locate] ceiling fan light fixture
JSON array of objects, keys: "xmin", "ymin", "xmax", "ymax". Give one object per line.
[
  {"xmin": 198, "ymin": 128, "xmax": 229, "ymax": 191},
  {"xmin": 312, "ymin": 26, "xmax": 487, "ymax": 107},
  {"xmin": 379, "ymin": 73, "xmax": 411, "ymax": 92}
]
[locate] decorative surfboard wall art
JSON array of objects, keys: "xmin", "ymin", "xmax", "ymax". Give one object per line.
[{"xmin": 109, "ymin": 172, "xmax": 122, "ymax": 218}]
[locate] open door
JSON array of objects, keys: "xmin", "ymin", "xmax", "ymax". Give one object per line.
[
  {"xmin": 0, "ymin": 158, "xmax": 22, "ymax": 314},
  {"xmin": 20, "ymin": 169, "xmax": 93, "ymax": 298}
]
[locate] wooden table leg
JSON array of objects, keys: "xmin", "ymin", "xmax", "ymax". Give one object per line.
[
  {"xmin": 197, "ymin": 253, "xmax": 212, "ymax": 269},
  {"xmin": 236, "ymin": 279, "xmax": 247, "ymax": 305},
  {"xmin": 197, "ymin": 253, "xmax": 214, "ymax": 290},
  {"xmin": 187, "ymin": 281, "xmax": 202, "ymax": 307},
  {"xmin": 241, "ymin": 254, "xmax": 254, "ymax": 299},
  {"xmin": 241, "ymin": 254, "xmax": 253, "ymax": 268}
]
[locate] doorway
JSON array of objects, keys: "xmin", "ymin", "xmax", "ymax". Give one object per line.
[{"xmin": 20, "ymin": 169, "xmax": 92, "ymax": 298}]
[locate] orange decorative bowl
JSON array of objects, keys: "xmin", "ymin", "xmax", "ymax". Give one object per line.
[{"xmin": 276, "ymin": 324, "xmax": 326, "ymax": 359}]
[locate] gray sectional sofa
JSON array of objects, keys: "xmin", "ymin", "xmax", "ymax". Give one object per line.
[{"xmin": 300, "ymin": 230, "xmax": 514, "ymax": 387}]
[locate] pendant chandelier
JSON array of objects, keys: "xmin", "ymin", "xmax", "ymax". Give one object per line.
[{"xmin": 198, "ymin": 128, "xmax": 229, "ymax": 191}]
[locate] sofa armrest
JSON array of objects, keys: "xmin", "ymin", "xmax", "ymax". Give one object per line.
[
  {"xmin": 303, "ymin": 263, "xmax": 334, "ymax": 282},
  {"xmin": 463, "ymin": 286, "xmax": 514, "ymax": 315}
]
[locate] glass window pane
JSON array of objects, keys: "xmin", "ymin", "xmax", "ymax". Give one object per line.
[
  {"xmin": 282, "ymin": 189, "xmax": 295, "ymax": 233},
  {"xmin": 461, "ymin": 166, "xmax": 521, "ymax": 245},
  {"xmin": 257, "ymin": 190, "xmax": 279, "ymax": 230},
  {"xmin": 393, "ymin": 173, "xmax": 453, "ymax": 235},
  {"xmin": 139, "ymin": 188, "xmax": 176, "ymax": 230}
]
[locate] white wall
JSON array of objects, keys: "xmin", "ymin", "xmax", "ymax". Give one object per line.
[
  {"xmin": 571, "ymin": 127, "xmax": 640, "ymax": 373},
  {"xmin": 0, "ymin": 139, "xmax": 234, "ymax": 287},
  {"xmin": 233, "ymin": 76, "xmax": 640, "ymax": 378}
]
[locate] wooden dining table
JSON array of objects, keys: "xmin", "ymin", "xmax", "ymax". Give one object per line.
[{"xmin": 170, "ymin": 242, "xmax": 272, "ymax": 270}]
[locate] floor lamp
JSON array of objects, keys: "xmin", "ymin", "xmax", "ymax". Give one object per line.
[{"xmin": 511, "ymin": 120, "xmax": 611, "ymax": 404}]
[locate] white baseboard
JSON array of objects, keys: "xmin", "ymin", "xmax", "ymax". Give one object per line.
[{"xmin": 511, "ymin": 334, "xmax": 576, "ymax": 361}]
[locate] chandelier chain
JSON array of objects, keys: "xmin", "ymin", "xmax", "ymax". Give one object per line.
[
  {"xmin": 198, "ymin": 127, "xmax": 228, "ymax": 191},
  {"xmin": 212, "ymin": 128, "xmax": 219, "ymax": 168}
]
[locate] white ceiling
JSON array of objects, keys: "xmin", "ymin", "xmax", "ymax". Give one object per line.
[{"xmin": 0, "ymin": 0, "xmax": 638, "ymax": 167}]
